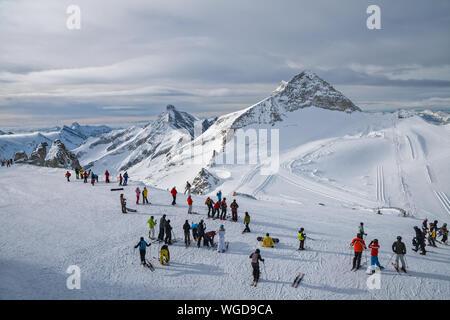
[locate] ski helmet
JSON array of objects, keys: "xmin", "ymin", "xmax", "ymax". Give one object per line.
[
  {"xmin": 220, "ymin": 224, "xmax": 224, "ymax": 229},
  {"xmin": 255, "ymin": 249, "xmax": 260, "ymax": 253},
  {"xmin": 360, "ymin": 222, "xmax": 364, "ymax": 225},
  {"xmin": 266, "ymin": 233, "xmax": 270, "ymax": 236},
  {"xmin": 397, "ymin": 236, "xmax": 402, "ymax": 240},
  {"xmin": 140, "ymin": 237, "xmax": 144, "ymax": 240}
]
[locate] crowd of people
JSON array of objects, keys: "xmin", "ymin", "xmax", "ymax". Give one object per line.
[{"xmin": 1, "ymin": 158, "xmax": 14, "ymax": 167}]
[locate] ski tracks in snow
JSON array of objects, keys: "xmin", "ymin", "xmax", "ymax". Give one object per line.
[
  {"xmin": 434, "ymin": 191, "xmax": 450, "ymax": 215},
  {"xmin": 376, "ymin": 165, "xmax": 386, "ymax": 204}
]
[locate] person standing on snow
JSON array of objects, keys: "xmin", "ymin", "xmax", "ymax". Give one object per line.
[
  {"xmin": 197, "ymin": 220, "xmax": 206, "ymax": 248},
  {"xmin": 120, "ymin": 194, "xmax": 127, "ymax": 213},
  {"xmin": 75, "ymin": 168, "xmax": 80, "ymax": 179},
  {"xmin": 213, "ymin": 201, "xmax": 220, "ymax": 219},
  {"xmin": 205, "ymin": 197, "xmax": 214, "ymax": 218},
  {"xmin": 243, "ymin": 212, "xmax": 251, "ymax": 233},
  {"xmin": 217, "ymin": 190, "xmax": 222, "ymax": 202},
  {"xmin": 142, "ymin": 187, "xmax": 149, "ymax": 204},
  {"xmin": 105, "ymin": 170, "xmax": 110, "ymax": 183},
  {"xmin": 123, "ymin": 171, "xmax": 129, "ymax": 186},
  {"xmin": 119, "ymin": 173, "xmax": 123, "ymax": 186},
  {"xmin": 217, "ymin": 225, "xmax": 226, "ymax": 253},
  {"xmin": 83, "ymin": 171, "xmax": 88, "ymax": 183},
  {"xmin": 79, "ymin": 168, "xmax": 84, "ymax": 179},
  {"xmin": 249, "ymin": 249, "xmax": 264, "ymax": 286},
  {"xmin": 392, "ymin": 236, "xmax": 407, "ymax": 272},
  {"xmin": 441, "ymin": 223, "xmax": 448, "ymax": 244},
  {"xmin": 134, "ymin": 237, "xmax": 151, "ymax": 266},
  {"xmin": 220, "ymin": 198, "xmax": 227, "ymax": 220},
  {"xmin": 187, "ymin": 195, "xmax": 193, "ymax": 214},
  {"xmin": 164, "ymin": 219, "xmax": 173, "ymax": 245},
  {"xmin": 350, "ymin": 233, "xmax": 367, "ymax": 270},
  {"xmin": 135, "ymin": 187, "xmax": 141, "ymax": 205},
  {"xmin": 358, "ymin": 222, "xmax": 367, "ymax": 239},
  {"xmin": 428, "ymin": 224, "xmax": 437, "ymax": 247},
  {"xmin": 158, "ymin": 214, "xmax": 167, "ymax": 242},
  {"xmin": 298, "ymin": 228, "xmax": 306, "ymax": 250},
  {"xmin": 230, "ymin": 199, "xmax": 239, "ymax": 222},
  {"xmin": 91, "ymin": 172, "xmax": 95, "ymax": 186},
  {"xmin": 183, "ymin": 220, "xmax": 191, "ymax": 246},
  {"xmin": 185, "ymin": 181, "xmax": 191, "ymax": 195},
  {"xmin": 171, "ymin": 187, "xmax": 177, "ymax": 205},
  {"xmin": 65, "ymin": 171, "xmax": 71, "ymax": 182},
  {"xmin": 147, "ymin": 216, "xmax": 156, "ymax": 239},
  {"xmin": 412, "ymin": 226, "xmax": 426, "ymax": 255},
  {"xmin": 367, "ymin": 239, "xmax": 384, "ymax": 273}
]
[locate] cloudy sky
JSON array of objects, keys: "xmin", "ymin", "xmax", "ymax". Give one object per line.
[{"xmin": 1, "ymin": 0, "xmax": 449, "ymax": 129}]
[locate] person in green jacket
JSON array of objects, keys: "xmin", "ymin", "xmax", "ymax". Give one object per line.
[
  {"xmin": 147, "ymin": 216, "xmax": 157, "ymax": 239},
  {"xmin": 298, "ymin": 228, "xmax": 306, "ymax": 250},
  {"xmin": 242, "ymin": 212, "xmax": 251, "ymax": 233}
]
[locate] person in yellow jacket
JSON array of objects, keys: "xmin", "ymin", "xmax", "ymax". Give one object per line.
[
  {"xmin": 298, "ymin": 228, "xmax": 306, "ymax": 250},
  {"xmin": 147, "ymin": 216, "xmax": 156, "ymax": 239},
  {"xmin": 142, "ymin": 187, "xmax": 149, "ymax": 204},
  {"xmin": 160, "ymin": 244, "xmax": 170, "ymax": 265},
  {"xmin": 262, "ymin": 233, "xmax": 274, "ymax": 248},
  {"xmin": 242, "ymin": 212, "xmax": 251, "ymax": 233}
]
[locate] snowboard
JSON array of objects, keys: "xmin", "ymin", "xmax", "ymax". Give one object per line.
[
  {"xmin": 111, "ymin": 188, "xmax": 124, "ymax": 191},
  {"xmin": 257, "ymin": 236, "xmax": 280, "ymax": 243}
]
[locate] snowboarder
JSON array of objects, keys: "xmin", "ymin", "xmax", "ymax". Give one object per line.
[
  {"xmin": 412, "ymin": 226, "xmax": 426, "ymax": 255},
  {"xmin": 220, "ymin": 198, "xmax": 227, "ymax": 220},
  {"xmin": 160, "ymin": 244, "xmax": 170, "ymax": 265},
  {"xmin": 142, "ymin": 187, "xmax": 149, "ymax": 204},
  {"xmin": 243, "ymin": 212, "xmax": 251, "ymax": 233},
  {"xmin": 298, "ymin": 228, "xmax": 306, "ymax": 250},
  {"xmin": 217, "ymin": 190, "xmax": 222, "ymax": 202},
  {"xmin": 164, "ymin": 219, "xmax": 173, "ymax": 245},
  {"xmin": 183, "ymin": 220, "xmax": 191, "ymax": 246},
  {"xmin": 350, "ymin": 234, "xmax": 367, "ymax": 270},
  {"xmin": 123, "ymin": 172, "xmax": 129, "ymax": 186},
  {"xmin": 187, "ymin": 195, "xmax": 193, "ymax": 214},
  {"xmin": 217, "ymin": 225, "xmax": 226, "ymax": 253},
  {"xmin": 205, "ymin": 197, "xmax": 214, "ymax": 217},
  {"xmin": 392, "ymin": 236, "xmax": 407, "ymax": 272},
  {"xmin": 171, "ymin": 187, "xmax": 177, "ymax": 205},
  {"xmin": 358, "ymin": 222, "xmax": 367, "ymax": 239},
  {"xmin": 185, "ymin": 181, "xmax": 191, "ymax": 195},
  {"xmin": 119, "ymin": 173, "xmax": 123, "ymax": 186},
  {"xmin": 368, "ymin": 239, "xmax": 384, "ymax": 273},
  {"xmin": 197, "ymin": 220, "xmax": 206, "ymax": 248},
  {"xmin": 249, "ymin": 249, "xmax": 264, "ymax": 286},
  {"xmin": 65, "ymin": 171, "xmax": 71, "ymax": 182},
  {"xmin": 230, "ymin": 199, "xmax": 239, "ymax": 222},
  {"xmin": 158, "ymin": 214, "xmax": 167, "ymax": 241},
  {"xmin": 105, "ymin": 170, "xmax": 110, "ymax": 183},
  {"xmin": 147, "ymin": 216, "xmax": 156, "ymax": 239},
  {"xmin": 135, "ymin": 187, "xmax": 141, "ymax": 204},
  {"xmin": 262, "ymin": 233, "xmax": 275, "ymax": 248},
  {"xmin": 134, "ymin": 237, "xmax": 151, "ymax": 265}
]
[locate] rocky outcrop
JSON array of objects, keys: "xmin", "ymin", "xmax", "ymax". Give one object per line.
[
  {"xmin": 28, "ymin": 142, "xmax": 48, "ymax": 166},
  {"xmin": 190, "ymin": 168, "xmax": 220, "ymax": 195},
  {"xmin": 13, "ymin": 151, "xmax": 28, "ymax": 163},
  {"xmin": 44, "ymin": 139, "xmax": 81, "ymax": 169}
]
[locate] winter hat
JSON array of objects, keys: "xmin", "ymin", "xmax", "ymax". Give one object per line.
[
  {"xmin": 373, "ymin": 239, "xmax": 378, "ymax": 243},
  {"xmin": 220, "ymin": 225, "xmax": 224, "ymax": 229},
  {"xmin": 266, "ymin": 233, "xmax": 270, "ymax": 236},
  {"xmin": 360, "ymin": 222, "xmax": 364, "ymax": 225},
  {"xmin": 255, "ymin": 249, "xmax": 260, "ymax": 253},
  {"xmin": 167, "ymin": 219, "xmax": 170, "ymax": 223},
  {"xmin": 397, "ymin": 236, "xmax": 402, "ymax": 240},
  {"xmin": 140, "ymin": 237, "xmax": 144, "ymax": 240}
]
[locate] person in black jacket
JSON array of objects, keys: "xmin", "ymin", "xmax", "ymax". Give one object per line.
[
  {"xmin": 134, "ymin": 237, "xmax": 150, "ymax": 265},
  {"xmin": 165, "ymin": 219, "xmax": 173, "ymax": 245},
  {"xmin": 249, "ymin": 249, "xmax": 265, "ymax": 285},
  {"xmin": 392, "ymin": 236, "xmax": 407, "ymax": 272},
  {"xmin": 197, "ymin": 220, "xmax": 206, "ymax": 248},
  {"xmin": 158, "ymin": 214, "xmax": 167, "ymax": 241},
  {"xmin": 183, "ymin": 220, "xmax": 191, "ymax": 246},
  {"xmin": 412, "ymin": 226, "xmax": 426, "ymax": 255}
]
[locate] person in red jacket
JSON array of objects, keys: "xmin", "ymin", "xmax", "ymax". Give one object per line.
[
  {"xmin": 171, "ymin": 187, "xmax": 177, "ymax": 205},
  {"xmin": 119, "ymin": 173, "xmax": 123, "ymax": 186},
  {"xmin": 350, "ymin": 234, "xmax": 367, "ymax": 271},
  {"xmin": 65, "ymin": 171, "xmax": 71, "ymax": 182},
  {"xmin": 187, "ymin": 195, "xmax": 193, "ymax": 214},
  {"xmin": 368, "ymin": 239, "xmax": 384, "ymax": 273},
  {"xmin": 105, "ymin": 170, "xmax": 110, "ymax": 183}
]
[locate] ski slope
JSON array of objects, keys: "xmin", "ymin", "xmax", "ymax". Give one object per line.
[{"xmin": 0, "ymin": 165, "xmax": 449, "ymax": 300}]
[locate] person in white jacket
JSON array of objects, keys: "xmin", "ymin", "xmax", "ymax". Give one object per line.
[{"xmin": 217, "ymin": 225, "xmax": 226, "ymax": 253}]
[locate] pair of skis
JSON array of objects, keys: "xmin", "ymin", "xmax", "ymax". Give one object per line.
[
  {"xmin": 292, "ymin": 273, "xmax": 305, "ymax": 288},
  {"xmin": 144, "ymin": 259, "xmax": 155, "ymax": 271}
]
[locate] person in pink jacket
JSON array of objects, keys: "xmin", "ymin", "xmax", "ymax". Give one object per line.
[{"xmin": 135, "ymin": 187, "xmax": 141, "ymax": 204}]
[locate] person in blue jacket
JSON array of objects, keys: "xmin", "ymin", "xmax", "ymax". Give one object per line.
[
  {"xmin": 217, "ymin": 190, "xmax": 222, "ymax": 202},
  {"xmin": 123, "ymin": 172, "xmax": 129, "ymax": 186},
  {"xmin": 134, "ymin": 237, "xmax": 151, "ymax": 265}
]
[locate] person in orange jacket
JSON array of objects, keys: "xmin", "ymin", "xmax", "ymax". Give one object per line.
[
  {"xmin": 171, "ymin": 187, "xmax": 177, "ymax": 205},
  {"xmin": 350, "ymin": 233, "xmax": 367, "ymax": 270},
  {"xmin": 187, "ymin": 195, "xmax": 193, "ymax": 214}
]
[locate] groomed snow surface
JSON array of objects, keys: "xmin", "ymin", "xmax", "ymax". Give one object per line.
[{"xmin": 1, "ymin": 164, "xmax": 449, "ymax": 300}]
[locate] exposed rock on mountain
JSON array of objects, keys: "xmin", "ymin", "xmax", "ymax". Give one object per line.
[
  {"xmin": 190, "ymin": 168, "xmax": 220, "ymax": 195},
  {"xmin": 28, "ymin": 142, "xmax": 48, "ymax": 166},
  {"xmin": 13, "ymin": 151, "xmax": 28, "ymax": 163},
  {"xmin": 45, "ymin": 139, "xmax": 81, "ymax": 169}
]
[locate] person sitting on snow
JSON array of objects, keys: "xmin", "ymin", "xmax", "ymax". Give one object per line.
[
  {"xmin": 262, "ymin": 233, "xmax": 275, "ymax": 248},
  {"xmin": 160, "ymin": 244, "xmax": 170, "ymax": 265}
]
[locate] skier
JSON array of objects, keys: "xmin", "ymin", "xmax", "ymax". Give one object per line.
[
  {"xmin": 217, "ymin": 225, "xmax": 226, "ymax": 253},
  {"xmin": 412, "ymin": 226, "xmax": 426, "ymax": 255},
  {"xmin": 249, "ymin": 249, "xmax": 264, "ymax": 286},
  {"xmin": 358, "ymin": 222, "xmax": 367, "ymax": 239},
  {"xmin": 350, "ymin": 233, "xmax": 367, "ymax": 270},
  {"xmin": 171, "ymin": 186, "xmax": 177, "ymax": 205},
  {"xmin": 298, "ymin": 228, "xmax": 306, "ymax": 250},
  {"xmin": 441, "ymin": 223, "xmax": 448, "ymax": 244},
  {"xmin": 105, "ymin": 170, "xmax": 110, "ymax": 183},
  {"xmin": 134, "ymin": 237, "xmax": 151, "ymax": 266},
  {"xmin": 164, "ymin": 219, "xmax": 173, "ymax": 245},
  {"xmin": 160, "ymin": 244, "xmax": 170, "ymax": 265},
  {"xmin": 83, "ymin": 171, "xmax": 88, "ymax": 183},
  {"xmin": 75, "ymin": 168, "xmax": 80, "ymax": 179},
  {"xmin": 213, "ymin": 200, "xmax": 220, "ymax": 219},
  {"xmin": 147, "ymin": 216, "xmax": 156, "ymax": 239},
  {"xmin": 123, "ymin": 171, "xmax": 129, "ymax": 186},
  {"xmin": 205, "ymin": 197, "xmax": 214, "ymax": 218},
  {"xmin": 367, "ymin": 239, "xmax": 384, "ymax": 273},
  {"xmin": 183, "ymin": 220, "xmax": 191, "ymax": 246},
  {"xmin": 262, "ymin": 233, "xmax": 275, "ymax": 248},
  {"xmin": 422, "ymin": 219, "xmax": 428, "ymax": 233},
  {"xmin": 392, "ymin": 236, "xmax": 407, "ymax": 272},
  {"xmin": 120, "ymin": 194, "xmax": 127, "ymax": 213},
  {"xmin": 185, "ymin": 181, "xmax": 191, "ymax": 195},
  {"xmin": 187, "ymin": 195, "xmax": 193, "ymax": 214},
  {"xmin": 230, "ymin": 199, "xmax": 239, "ymax": 222},
  {"xmin": 428, "ymin": 224, "xmax": 437, "ymax": 247},
  {"xmin": 119, "ymin": 173, "xmax": 123, "ymax": 186},
  {"xmin": 65, "ymin": 171, "xmax": 71, "ymax": 182},
  {"xmin": 217, "ymin": 190, "xmax": 222, "ymax": 202},
  {"xmin": 197, "ymin": 220, "xmax": 206, "ymax": 248},
  {"xmin": 142, "ymin": 187, "xmax": 149, "ymax": 204},
  {"xmin": 191, "ymin": 222, "xmax": 199, "ymax": 242},
  {"xmin": 158, "ymin": 214, "xmax": 167, "ymax": 242},
  {"xmin": 220, "ymin": 198, "xmax": 227, "ymax": 220},
  {"xmin": 135, "ymin": 187, "xmax": 141, "ymax": 205},
  {"xmin": 243, "ymin": 212, "xmax": 251, "ymax": 233}
]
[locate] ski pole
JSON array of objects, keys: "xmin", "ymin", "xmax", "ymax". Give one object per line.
[{"xmin": 386, "ymin": 253, "xmax": 395, "ymax": 266}]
